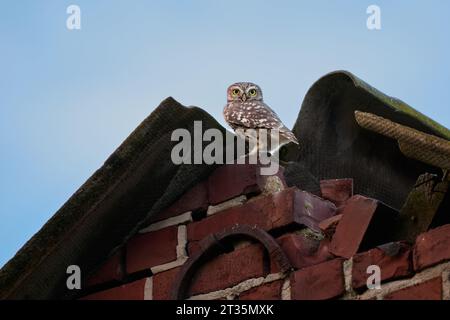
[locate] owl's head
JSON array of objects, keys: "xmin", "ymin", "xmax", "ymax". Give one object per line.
[{"xmin": 227, "ymin": 82, "xmax": 263, "ymax": 102}]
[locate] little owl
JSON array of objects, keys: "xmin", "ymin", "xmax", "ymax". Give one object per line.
[{"xmin": 223, "ymin": 82, "xmax": 299, "ymax": 156}]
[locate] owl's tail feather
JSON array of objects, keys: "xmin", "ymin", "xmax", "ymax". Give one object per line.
[{"xmin": 279, "ymin": 127, "xmax": 299, "ymax": 145}]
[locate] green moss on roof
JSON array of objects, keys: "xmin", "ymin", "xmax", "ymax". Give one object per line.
[{"xmin": 338, "ymin": 70, "xmax": 450, "ymax": 140}]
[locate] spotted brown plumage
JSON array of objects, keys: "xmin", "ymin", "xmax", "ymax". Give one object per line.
[{"xmin": 223, "ymin": 82, "xmax": 299, "ymax": 150}]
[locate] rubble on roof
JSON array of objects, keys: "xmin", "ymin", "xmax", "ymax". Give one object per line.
[{"xmin": 80, "ymin": 161, "xmax": 450, "ymax": 300}]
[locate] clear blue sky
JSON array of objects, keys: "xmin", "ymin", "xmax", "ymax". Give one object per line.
[{"xmin": 1, "ymin": 1, "xmax": 450, "ymax": 268}]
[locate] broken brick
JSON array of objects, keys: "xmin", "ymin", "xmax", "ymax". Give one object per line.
[
  {"xmin": 187, "ymin": 188, "xmax": 335, "ymax": 242},
  {"xmin": 320, "ymin": 179, "xmax": 353, "ymax": 207},
  {"xmin": 352, "ymin": 242, "xmax": 412, "ymax": 290},
  {"xmin": 330, "ymin": 195, "xmax": 398, "ymax": 258},
  {"xmin": 319, "ymin": 214, "xmax": 342, "ymax": 238},
  {"xmin": 413, "ymin": 224, "xmax": 450, "ymax": 271},
  {"xmin": 277, "ymin": 233, "xmax": 334, "ymax": 270},
  {"xmin": 294, "ymin": 191, "xmax": 337, "ymax": 232},
  {"xmin": 207, "ymin": 163, "xmax": 287, "ymax": 205},
  {"xmin": 207, "ymin": 164, "xmax": 261, "ymax": 205}
]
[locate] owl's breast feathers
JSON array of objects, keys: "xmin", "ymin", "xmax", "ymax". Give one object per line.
[{"xmin": 223, "ymin": 101, "xmax": 299, "ymax": 145}]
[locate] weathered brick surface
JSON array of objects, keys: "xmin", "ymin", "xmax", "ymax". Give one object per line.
[
  {"xmin": 84, "ymin": 166, "xmax": 450, "ymax": 301},
  {"xmin": 126, "ymin": 226, "xmax": 178, "ymax": 274},
  {"xmin": 188, "ymin": 188, "xmax": 293, "ymax": 242},
  {"xmin": 207, "ymin": 164, "xmax": 288, "ymax": 204},
  {"xmin": 188, "ymin": 188, "xmax": 335, "ymax": 242},
  {"xmin": 413, "ymin": 224, "xmax": 450, "ymax": 271},
  {"xmin": 187, "ymin": 241, "xmax": 201, "ymax": 256},
  {"xmin": 383, "ymin": 277, "xmax": 442, "ymax": 300},
  {"xmin": 320, "ymin": 179, "xmax": 353, "ymax": 207},
  {"xmin": 188, "ymin": 244, "xmax": 266, "ymax": 296},
  {"xmin": 294, "ymin": 191, "xmax": 336, "ymax": 232},
  {"xmin": 208, "ymin": 164, "xmax": 261, "ymax": 205},
  {"xmin": 86, "ymin": 250, "xmax": 124, "ymax": 287},
  {"xmin": 277, "ymin": 233, "xmax": 334, "ymax": 270},
  {"xmin": 153, "ymin": 267, "xmax": 181, "ymax": 300},
  {"xmin": 319, "ymin": 214, "xmax": 342, "ymax": 238},
  {"xmin": 150, "ymin": 181, "xmax": 208, "ymax": 223},
  {"xmin": 80, "ymin": 278, "xmax": 146, "ymax": 300},
  {"xmin": 290, "ymin": 259, "xmax": 345, "ymax": 300},
  {"xmin": 352, "ymin": 242, "xmax": 412, "ymax": 290},
  {"xmin": 238, "ymin": 280, "xmax": 283, "ymax": 300},
  {"xmin": 330, "ymin": 195, "xmax": 398, "ymax": 258}
]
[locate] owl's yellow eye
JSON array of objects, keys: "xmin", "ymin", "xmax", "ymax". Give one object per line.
[
  {"xmin": 231, "ymin": 89, "xmax": 240, "ymax": 97},
  {"xmin": 248, "ymin": 89, "xmax": 257, "ymax": 96}
]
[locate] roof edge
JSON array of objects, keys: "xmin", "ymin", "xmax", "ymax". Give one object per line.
[{"xmin": 0, "ymin": 96, "xmax": 209, "ymax": 298}]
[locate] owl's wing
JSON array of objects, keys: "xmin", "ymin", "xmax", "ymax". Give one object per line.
[
  {"xmin": 225, "ymin": 101, "xmax": 299, "ymax": 144},
  {"xmin": 278, "ymin": 126, "xmax": 299, "ymax": 144}
]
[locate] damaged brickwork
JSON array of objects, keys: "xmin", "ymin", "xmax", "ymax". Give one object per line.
[{"xmin": 81, "ymin": 163, "xmax": 450, "ymax": 300}]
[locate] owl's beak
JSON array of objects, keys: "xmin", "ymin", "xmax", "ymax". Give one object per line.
[{"xmin": 241, "ymin": 94, "xmax": 247, "ymax": 102}]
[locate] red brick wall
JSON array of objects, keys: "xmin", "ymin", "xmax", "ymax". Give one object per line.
[{"xmin": 81, "ymin": 164, "xmax": 450, "ymax": 300}]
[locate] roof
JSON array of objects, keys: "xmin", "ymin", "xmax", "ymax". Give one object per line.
[
  {"xmin": 289, "ymin": 71, "xmax": 449, "ymax": 209},
  {"xmin": 0, "ymin": 97, "xmax": 225, "ymax": 299},
  {"xmin": 1, "ymin": 70, "xmax": 448, "ymax": 299}
]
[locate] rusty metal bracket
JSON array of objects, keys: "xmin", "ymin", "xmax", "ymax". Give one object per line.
[{"xmin": 170, "ymin": 225, "xmax": 292, "ymax": 300}]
